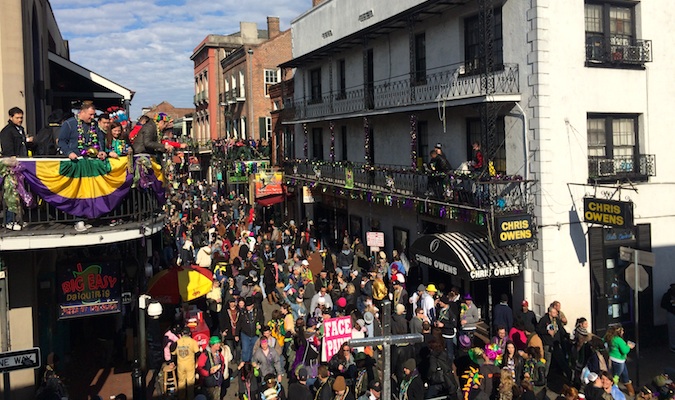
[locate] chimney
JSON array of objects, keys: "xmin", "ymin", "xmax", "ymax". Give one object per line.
[
  {"xmin": 312, "ymin": 0, "xmax": 324, "ymax": 7},
  {"xmin": 267, "ymin": 17, "xmax": 280, "ymax": 39},
  {"xmin": 240, "ymin": 21, "xmax": 258, "ymax": 41}
]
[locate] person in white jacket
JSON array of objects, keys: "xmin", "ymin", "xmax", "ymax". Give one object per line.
[{"xmin": 196, "ymin": 244, "xmax": 212, "ymax": 269}]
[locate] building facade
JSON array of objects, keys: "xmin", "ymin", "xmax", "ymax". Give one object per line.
[{"xmin": 281, "ymin": 0, "xmax": 672, "ymax": 336}]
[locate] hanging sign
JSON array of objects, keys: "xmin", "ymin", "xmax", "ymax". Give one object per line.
[
  {"xmin": 345, "ymin": 165, "xmax": 354, "ymax": 189},
  {"xmin": 255, "ymin": 171, "xmax": 283, "ymax": 198},
  {"xmin": 58, "ymin": 262, "xmax": 121, "ymax": 319},
  {"xmin": 366, "ymin": 231, "xmax": 385, "ymax": 247},
  {"xmin": 583, "ymin": 198, "xmax": 633, "ymax": 228},
  {"xmin": 494, "ymin": 214, "xmax": 534, "ymax": 247}
]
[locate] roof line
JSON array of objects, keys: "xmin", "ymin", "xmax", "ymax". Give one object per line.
[{"xmin": 48, "ymin": 52, "xmax": 133, "ymax": 101}]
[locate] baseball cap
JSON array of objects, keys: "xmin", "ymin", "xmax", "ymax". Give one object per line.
[
  {"xmin": 297, "ymin": 367, "xmax": 308, "ymax": 381},
  {"xmin": 369, "ymin": 381, "xmax": 382, "ymax": 392}
]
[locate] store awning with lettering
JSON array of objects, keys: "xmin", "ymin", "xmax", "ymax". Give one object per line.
[{"xmin": 410, "ymin": 231, "xmax": 520, "ymax": 281}]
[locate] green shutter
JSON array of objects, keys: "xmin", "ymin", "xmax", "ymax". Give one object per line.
[{"xmin": 259, "ymin": 117, "xmax": 266, "ymax": 139}]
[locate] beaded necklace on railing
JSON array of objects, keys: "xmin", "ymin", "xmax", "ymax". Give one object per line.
[{"xmin": 77, "ymin": 118, "xmax": 100, "ymax": 156}]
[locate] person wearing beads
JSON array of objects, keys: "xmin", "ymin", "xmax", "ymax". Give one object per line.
[
  {"xmin": 131, "ymin": 112, "xmax": 174, "ymax": 154},
  {"xmin": 58, "ymin": 100, "xmax": 107, "ymax": 160},
  {"xmin": 105, "ymin": 121, "xmax": 130, "ymax": 159}
]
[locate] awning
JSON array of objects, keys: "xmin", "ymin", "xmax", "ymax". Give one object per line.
[
  {"xmin": 48, "ymin": 52, "xmax": 134, "ymax": 110},
  {"xmin": 410, "ymin": 231, "xmax": 520, "ymax": 281},
  {"xmin": 256, "ymin": 194, "xmax": 286, "ymax": 207}
]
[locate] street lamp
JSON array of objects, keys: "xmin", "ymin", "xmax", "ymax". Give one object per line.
[{"xmin": 134, "ymin": 294, "xmax": 163, "ymax": 400}]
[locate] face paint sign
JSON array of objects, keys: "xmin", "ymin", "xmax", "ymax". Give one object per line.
[
  {"xmin": 583, "ymin": 198, "xmax": 633, "ymax": 228},
  {"xmin": 321, "ymin": 316, "xmax": 352, "ymax": 362},
  {"xmin": 58, "ymin": 262, "xmax": 121, "ymax": 319}
]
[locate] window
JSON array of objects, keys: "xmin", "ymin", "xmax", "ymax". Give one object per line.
[
  {"xmin": 417, "ymin": 121, "xmax": 429, "ymax": 167},
  {"xmin": 239, "ymin": 71, "xmax": 246, "ymax": 98},
  {"xmin": 341, "ymin": 126, "xmax": 348, "ymax": 161},
  {"xmin": 264, "ymin": 68, "xmax": 280, "ymax": 96},
  {"xmin": 466, "ymin": 118, "xmax": 506, "ymax": 174},
  {"xmin": 585, "ymin": 2, "xmax": 646, "ymax": 65},
  {"xmin": 413, "ymin": 33, "xmax": 427, "ymax": 85},
  {"xmin": 310, "ymin": 68, "xmax": 322, "ymax": 103},
  {"xmin": 312, "ymin": 128, "xmax": 324, "ymax": 160},
  {"xmin": 266, "ymin": 117, "xmax": 272, "ymax": 139},
  {"xmin": 586, "ymin": 114, "xmax": 647, "ymax": 179},
  {"xmin": 464, "ymin": 8, "xmax": 503, "ymax": 74},
  {"xmin": 337, "ymin": 59, "xmax": 346, "ymax": 99}
]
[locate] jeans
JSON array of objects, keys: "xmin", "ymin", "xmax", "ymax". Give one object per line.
[
  {"xmin": 341, "ymin": 267, "xmax": 351, "ymax": 278},
  {"xmin": 611, "ymin": 360, "xmax": 630, "ymax": 384},
  {"xmin": 240, "ymin": 332, "xmax": 257, "ymax": 362},
  {"xmin": 444, "ymin": 337, "xmax": 455, "ymax": 366}
]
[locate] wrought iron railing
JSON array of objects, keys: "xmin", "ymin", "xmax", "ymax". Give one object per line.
[
  {"xmin": 287, "ymin": 63, "xmax": 520, "ymax": 121},
  {"xmin": 586, "ymin": 36, "xmax": 652, "ymax": 65},
  {"xmin": 588, "ymin": 154, "xmax": 656, "ymax": 181},
  {"xmin": 284, "ymin": 160, "xmax": 530, "ymax": 212}
]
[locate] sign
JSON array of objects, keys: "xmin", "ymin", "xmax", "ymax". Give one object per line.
[
  {"xmin": 366, "ymin": 231, "xmax": 384, "ymax": 247},
  {"xmin": 494, "ymin": 214, "xmax": 534, "ymax": 247},
  {"xmin": 0, "ymin": 348, "xmax": 41, "ymax": 373},
  {"xmin": 583, "ymin": 198, "xmax": 634, "ymax": 228},
  {"xmin": 345, "ymin": 166, "xmax": 354, "ymax": 189},
  {"xmin": 321, "ymin": 316, "xmax": 352, "ymax": 362},
  {"xmin": 302, "ymin": 186, "xmax": 315, "ymax": 203},
  {"xmin": 625, "ymin": 263, "xmax": 649, "ymax": 292},
  {"xmin": 121, "ymin": 292, "xmax": 132, "ymax": 305},
  {"xmin": 254, "ymin": 171, "xmax": 283, "ymax": 198},
  {"xmin": 619, "ymin": 247, "xmax": 656, "ymax": 267},
  {"xmin": 227, "ymin": 172, "xmax": 248, "ymax": 184},
  {"xmin": 58, "ymin": 262, "xmax": 121, "ymax": 319}
]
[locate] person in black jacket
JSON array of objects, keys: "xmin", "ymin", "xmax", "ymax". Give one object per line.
[
  {"xmin": 424, "ymin": 339, "xmax": 457, "ymax": 399},
  {"xmin": 1, "ymin": 106, "xmax": 30, "ymax": 158},
  {"xmin": 288, "ymin": 367, "xmax": 312, "ymax": 400},
  {"xmin": 131, "ymin": 112, "xmax": 173, "ymax": 154},
  {"xmin": 400, "ymin": 359, "xmax": 424, "ymax": 400},
  {"xmin": 436, "ymin": 295, "xmax": 458, "ymax": 366},
  {"xmin": 236, "ymin": 297, "xmax": 263, "ymax": 362},
  {"xmin": 536, "ymin": 306, "xmax": 570, "ymax": 381}
]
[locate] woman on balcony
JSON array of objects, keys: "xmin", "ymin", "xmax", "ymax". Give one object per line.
[{"xmin": 105, "ymin": 121, "xmax": 130, "ymax": 159}]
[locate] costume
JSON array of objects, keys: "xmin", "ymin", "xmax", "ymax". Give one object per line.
[
  {"xmin": 172, "ymin": 335, "xmax": 200, "ymax": 400},
  {"xmin": 58, "ymin": 116, "xmax": 104, "ymax": 157},
  {"xmin": 0, "ymin": 120, "xmax": 28, "ymax": 157},
  {"xmin": 131, "ymin": 119, "xmax": 167, "ymax": 154}
]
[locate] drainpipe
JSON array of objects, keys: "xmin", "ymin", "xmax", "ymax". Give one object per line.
[
  {"xmin": 247, "ymin": 49, "xmax": 254, "ymax": 140},
  {"xmin": 512, "ymin": 102, "xmax": 532, "ymax": 304}
]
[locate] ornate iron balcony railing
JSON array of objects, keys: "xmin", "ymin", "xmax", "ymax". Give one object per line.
[
  {"xmin": 287, "ymin": 63, "xmax": 519, "ymax": 121},
  {"xmin": 586, "ymin": 36, "xmax": 652, "ymax": 65},
  {"xmin": 588, "ymin": 154, "xmax": 656, "ymax": 182},
  {"xmin": 284, "ymin": 160, "xmax": 531, "ymax": 212}
]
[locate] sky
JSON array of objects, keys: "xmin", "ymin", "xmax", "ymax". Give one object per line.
[{"xmin": 52, "ymin": 0, "xmax": 308, "ymax": 118}]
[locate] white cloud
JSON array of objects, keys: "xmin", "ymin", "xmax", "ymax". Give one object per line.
[{"xmin": 52, "ymin": 0, "xmax": 307, "ymax": 118}]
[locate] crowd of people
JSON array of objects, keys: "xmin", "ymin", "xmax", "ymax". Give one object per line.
[{"xmin": 153, "ymin": 179, "xmax": 673, "ymax": 400}]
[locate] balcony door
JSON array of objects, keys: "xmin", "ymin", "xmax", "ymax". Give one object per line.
[{"xmin": 364, "ymin": 49, "xmax": 374, "ymax": 110}]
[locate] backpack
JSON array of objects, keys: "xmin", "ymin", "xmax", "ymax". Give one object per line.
[{"xmin": 35, "ymin": 125, "xmax": 59, "ymax": 155}]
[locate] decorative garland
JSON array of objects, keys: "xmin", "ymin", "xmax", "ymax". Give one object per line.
[
  {"xmin": 303, "ymin": 123, "xmax": 309, "ymax": 161},
  {"xmin": 77, "ymin": 118, "xmax": 100, "ymax": 157},
  {"xmin": 410, "ymin": 114, "xmax": 417, "ymax": 169},
  {"xmin": 329, "ymin": 122, "xmax": 335, "ymax": 163},
  {"xmin": 363, "ymin": 117, "xmax": 370, "ymax": 164}
]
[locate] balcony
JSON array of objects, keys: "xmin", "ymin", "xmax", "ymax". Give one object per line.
[
  {"xmin": 0, "ymin": 156, "xmax": 165, "ymax": 249},
  {"xmin": 287, "ymin": 63, "xmax": 519, "ymax": 122},
  {"xmin": 588, "ymin": 154, "xmax": 656, "ymax": 183},
  {"xmin": 586, "ymin": 36, "xmax": 652, "ymax": 66},
  {"xmin": 284, "ymin": 160, "xmax": 531, "ymax": 213}
]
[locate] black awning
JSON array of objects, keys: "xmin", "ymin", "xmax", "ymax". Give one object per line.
[
  {"xmin": 410, "ymin": 231, "xmax": 521, "ymax": 281},
  {"xmin": 48, "ymin": 52, "xmax": 133, "ymax": 110}
]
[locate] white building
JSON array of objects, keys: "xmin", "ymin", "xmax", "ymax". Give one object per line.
[{"xmin": 280, "ymin": 0, "xmax": 672, "ymax": 335}]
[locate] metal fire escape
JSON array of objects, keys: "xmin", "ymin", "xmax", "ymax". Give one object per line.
[{"xmin": 479, "ymin": 0, "xmax": 498, "ymax": 171}]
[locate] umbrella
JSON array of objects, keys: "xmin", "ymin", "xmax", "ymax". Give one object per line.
[{"xmin": 147, "ymin": 265, "xmax": 214, "ymax": 303}]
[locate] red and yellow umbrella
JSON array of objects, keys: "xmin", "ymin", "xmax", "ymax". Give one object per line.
[{"xmin": 147, "ymin": 265, "xmax": 214, "ymax": 303}]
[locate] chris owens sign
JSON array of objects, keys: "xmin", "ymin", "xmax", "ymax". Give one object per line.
[
  {"xmin": 495, "ymin": 214, "xmax": 534, "ymax": 247},
  {"xmin": 583, "ymin": 198, "xmax": 633, "ymax": 228}
]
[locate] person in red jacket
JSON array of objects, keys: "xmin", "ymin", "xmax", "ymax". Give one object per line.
[{"xmin": 197, "ymin": 336, "xmax": 226, "ymax": 400}]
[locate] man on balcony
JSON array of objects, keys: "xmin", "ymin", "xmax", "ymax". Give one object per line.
[
  {"xmin": 131, "ymin": 112, "xmax": 174, "ymax": 154},
  {"xmin": 426, "ymin": 150, "xmax": 449, "ymax": 198},
  {"xmin": 58, "ymin": 100, "xmax": 107, "ymax": 161}
]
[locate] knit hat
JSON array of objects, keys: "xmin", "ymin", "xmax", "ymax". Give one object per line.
[
  {"xmin": 575, "ymin": 325, "xmax": 590, "ymax": 338},
  {"xmin": 337, "ymin": 297, "xmax": 347, "ymax": 308},
  {"xmin": 417, "ymin": 284, "xmax": 425, "ymax": 292},
  {"xmin": 522, "ymin": 300, "xmax": 528, "ymax": 307},
  {"xmin": 402, "ymin": 358, "xmax": 416, "ymax": 371},
  {"xmin": 209, "ymin": 336, "xmax": 221, "ymax": 345},
  {"xmin": 333, "ymin": 376, "xmax": 346, "ymax": 392}
]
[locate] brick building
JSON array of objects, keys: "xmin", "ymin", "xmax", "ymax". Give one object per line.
[{"xmin": 141, "ymin": 100, "xmax": 194, "ymax": 122}]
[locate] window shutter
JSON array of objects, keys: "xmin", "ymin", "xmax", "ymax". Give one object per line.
[
  {"xmin": 588, "ymin": 226, "xmax": 607, "ymax": 332},
  {"xmin": 259, "ymin": 117, "xmax": 266, "ymax": 139}
]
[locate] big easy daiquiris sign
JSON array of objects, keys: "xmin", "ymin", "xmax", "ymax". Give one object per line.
[
  {"xmin": 57, "ymin": 262, "xmax": 121, "ymax": 319},
  {"xmin": 583, "ymin": 197, "xmax": 634, "ymax": 228}
]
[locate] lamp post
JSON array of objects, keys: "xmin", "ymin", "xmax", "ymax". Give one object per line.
[
  {"xmin": 135, "ymin": 294, "xmax": 163, "ymax": 400},
  {"xmin": 247, "ymin": 48, "xmax": 254, "ymax": 140}
]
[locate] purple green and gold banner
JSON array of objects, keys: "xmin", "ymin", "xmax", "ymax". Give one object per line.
[{"xmin": 19, "ymin": 156, "xmax": 165, "ymax": 219}]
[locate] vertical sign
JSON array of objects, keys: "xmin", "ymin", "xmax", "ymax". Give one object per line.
[{"xmin": 321, "ymin": 316, "xmax": 352, "ymax": 362}]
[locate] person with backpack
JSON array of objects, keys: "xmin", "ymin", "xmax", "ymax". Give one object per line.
[{"xmin": 424, "ymin": 339, "xmax": 458, "ymax": 399}]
